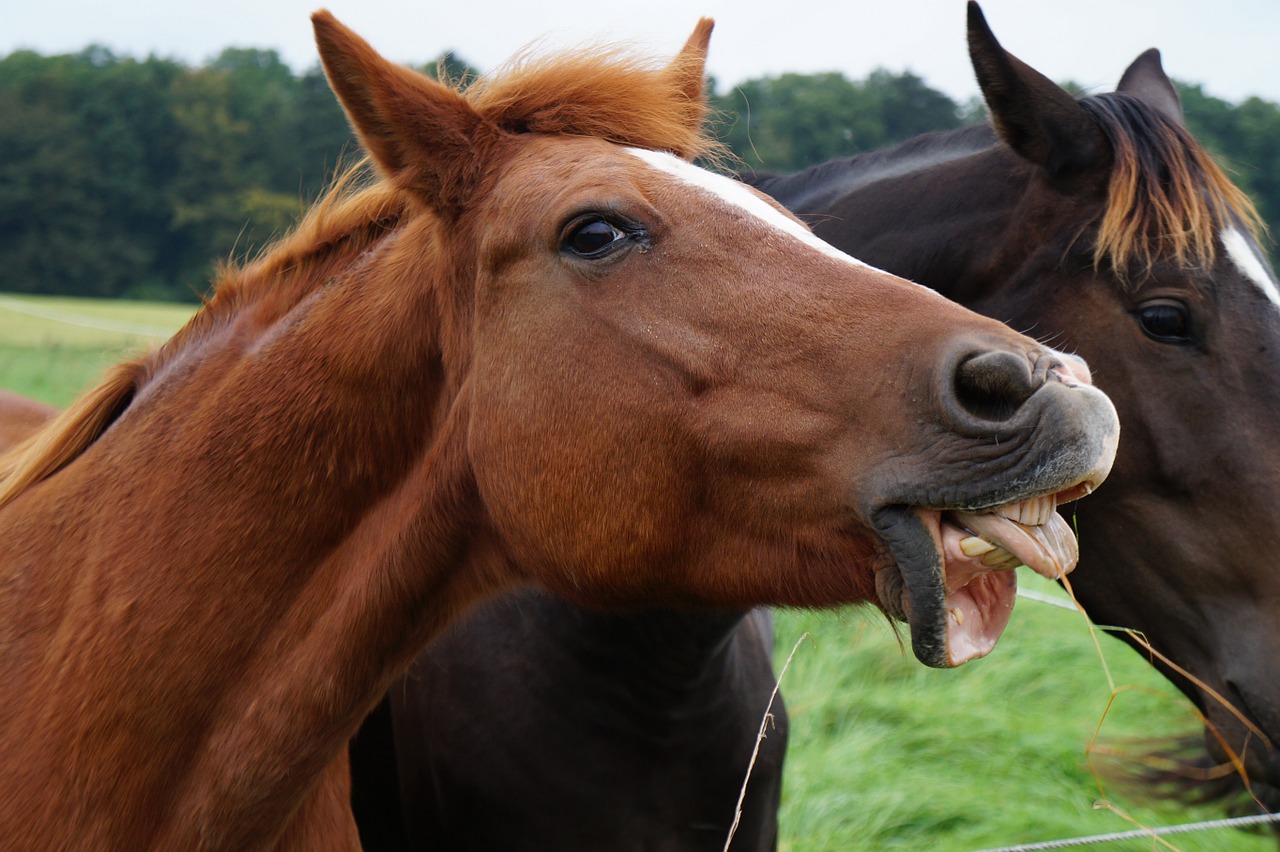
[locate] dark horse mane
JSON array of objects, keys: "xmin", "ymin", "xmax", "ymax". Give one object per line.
[
  {"xmin": 1079, "ymin": 91, "xmax": 1262, "ymax": 280},
  {"xmin": 0, "ymin": 35, "xmax": 727, "ymax": 509},
  {"xmin": 757, "ymin": 90, "xmax": 1262, "ymax": 285},
  {"xmin": 748, "ymin": 124, "xmax": 997, "ymax": 212}
]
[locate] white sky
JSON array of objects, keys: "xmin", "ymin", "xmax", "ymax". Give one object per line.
[{"xmin": 3, "ymin": 0, "xmax": 1277, "ymax": 105}]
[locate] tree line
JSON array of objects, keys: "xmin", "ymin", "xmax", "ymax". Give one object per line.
[{"xmin": 2, "ymin": 45, "xmax": 1278, "ymax": 302}]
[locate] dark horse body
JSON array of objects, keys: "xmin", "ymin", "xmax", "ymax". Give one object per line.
[
  {"xmin": 352, "ymin": 602, "xmax": 783, "ymax": 851},
  {"xmin": 349, "ymin": 4, "xmax": 1278, "ymax": 847},
  {"xmin": 749, "ymin": 3, "xmax": 1280, "ymax": 810}
]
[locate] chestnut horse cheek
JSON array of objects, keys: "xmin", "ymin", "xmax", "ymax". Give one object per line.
[{"xmin": 465, "ymin": 352, "xmax": 691, "ymax": 600}]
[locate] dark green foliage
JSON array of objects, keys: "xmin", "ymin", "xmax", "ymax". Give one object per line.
[
  {"xmin": 0, "ymin": 47, "xmax": 357, "ymax": 301},
  {"xmin": 1, "ymin": 44, "xmax": 1276, "ymax": 301},
  {"xmin": 1178, "ymin": 82, "xmax": 1280, "ymax": 250},
  {"xmin": 714, "ymin": 69, "xmax": 968, "ymax": 173}
]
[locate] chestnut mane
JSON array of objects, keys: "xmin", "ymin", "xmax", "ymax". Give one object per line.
[{"xmin": 0, "ymin": 33, "xmax": 725, "ymax": 509}]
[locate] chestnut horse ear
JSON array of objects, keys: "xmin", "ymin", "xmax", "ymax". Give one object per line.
[
  {"xmin": 966, "ymin": 2, "xmax": 1110, "ymax": 181},
  {"xmin": 666, "ymin": 18, "xmax": 714, "ymax": 108},
  {"xmin": 312, "ymin": 10, "xmax": 495, "ymax": 216},
  {"xmin": 1117, "ymin": 48, "xmax": 1184, "ymax": 126}
]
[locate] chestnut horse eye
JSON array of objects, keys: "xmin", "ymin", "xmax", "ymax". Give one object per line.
[
  {"xmin": 563, "ymin": 218, "xmax": 627, "ymax": 258},
  {"xmin": 1135, "ymin": 301, "xmax": 1191, "ymax": 343}
]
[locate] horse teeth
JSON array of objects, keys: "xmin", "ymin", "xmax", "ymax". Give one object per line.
[
  {"xmin": 995, "ymin": 504, "xmax": 1026, "ymax": 524},
  {"xmin": 1036, "ymin": 496, "xmax": 1057, "ymax": 525},
  {"xmin": 996, "ymin": 495, "xmax": 1056, "ymax": 526},
  {"xmin": 959, "ymin": 535, "xmax": 997, "ymax": 557},
  {"xmin": 980, "ymin": 547, "xmax": 1020, "ymax": 570},
  {"xmin": 950, "ymin": 607, "xmax": 965, "ymax": 627}
]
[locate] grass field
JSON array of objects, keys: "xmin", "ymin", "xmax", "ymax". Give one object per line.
[
  {"xmin": 772, "ymin": 593, "xmax": 1274, "ymax": 851},
  {"xmin": 0, "ymin": 292, "xmax": 195, "ymax": 406},
  {"xmin": 0, "ymin": 292, "xmax": 1272, "ymax": 851}
]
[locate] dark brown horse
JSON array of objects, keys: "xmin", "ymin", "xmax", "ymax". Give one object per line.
[
  {"xmin": 0, "ymin": 10, "xmax": 1117, "ymax": 850},
  {"xmin": 749, "ymin": 1, "xmax": 1280, "ymax": 811},
  {"xmin": 351, "ymin": 601, "xmax": 786, "ymax": 851}
]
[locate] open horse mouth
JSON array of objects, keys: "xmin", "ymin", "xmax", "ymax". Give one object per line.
[
  {"xmin": 866, "ymin": 348, "xmax": 1111, "ymax": 668},
  {"xmin": 873, "ymin": 483, "xmax": 1094, "ymax": 668}
]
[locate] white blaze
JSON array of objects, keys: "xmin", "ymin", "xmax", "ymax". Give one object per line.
[
  {"xmin": 1222, "ymin": 226, "xmax": 1280, "ymax": 308},
  {"xmin": 625, "ymin": 147, "xmax": 882, "ymax": 273}
]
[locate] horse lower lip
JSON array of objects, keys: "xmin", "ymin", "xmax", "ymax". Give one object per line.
[{"xmin": 874, "ymin": 563, "xmax": 908, "ymax": 623}]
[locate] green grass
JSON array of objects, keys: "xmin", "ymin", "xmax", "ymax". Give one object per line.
[
  {"xmin": 0, "ymin": 292, "xmax": 194, "ymax": 405},
  {"xmin": 772, "ymin": 577, "xmax": 1274, "ymax": 851},
  {"xmin": 1, "ymin": 293, "xmax": 1271, "ymax": 851}
]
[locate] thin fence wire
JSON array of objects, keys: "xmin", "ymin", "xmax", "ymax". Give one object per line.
[
  {"xmin": 974, "ymin": 810, "xmax": 1280, "ymax": 851},
  {"xmin": 1002, "ymin": 583, "xmax": 1279, "ymax": 852},
  {"xmin": 0, "ymin": 295, "xmax": 174, "ymax": 338}
]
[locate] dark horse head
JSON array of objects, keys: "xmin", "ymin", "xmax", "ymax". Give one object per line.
[{"xmin": 749, "ymin": 1, "xmax": 1280, "ymax": 807}]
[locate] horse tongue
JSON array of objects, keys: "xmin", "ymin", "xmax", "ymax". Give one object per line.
[
  {"xmin": 932, "ymin": 508, "xmax": 1078, "ymax": 666},
  {"xmin": 950, "ymin": 510, "xmax": 1079, "ymax": 579}
]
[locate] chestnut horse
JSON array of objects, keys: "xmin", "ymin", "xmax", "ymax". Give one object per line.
[
  {"xmin": 0, "ymin": 391, "xmax": 788, "ymax": 850},
  {"xmin": 0, "ymin": 10, "xmax": 1119, "ymax": 850},
  {"xmin": 0, "ymin": 390, "xmax": 54, "ymax": 448},
  {"xmin": 346, "ymin": 5, "xmax": 1280, "ymax": 847},
  {"xmin": 749, "ymin": 1, "xmax": 1280, "ymax": 811}
]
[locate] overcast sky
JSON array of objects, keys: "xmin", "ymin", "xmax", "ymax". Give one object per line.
[{"xmin": 4, "ymin": 1, "xmax": 1277, "ymax": 106}]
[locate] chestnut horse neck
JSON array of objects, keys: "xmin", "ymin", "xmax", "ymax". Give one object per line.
[
  {"xmin": 0, "ymin": 21, "xmax": 731, "ymax": 851},
  {"xmin": 0, "ymin": 153, "xmax": 477, "ymax": 852}
]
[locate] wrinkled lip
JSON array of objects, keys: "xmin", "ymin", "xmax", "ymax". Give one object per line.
[{"xmin": 872, "ymin": 481, "xmax": 1094, "ymax": 668}]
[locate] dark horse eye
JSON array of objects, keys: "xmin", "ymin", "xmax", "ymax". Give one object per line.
[
  {"xmin": 1135, "ymin": 300, "xmax": 1191, "ymax": 343},
  {"xmin": 563, "ymin": 217, "xmax": 628, "ymax": 258}
]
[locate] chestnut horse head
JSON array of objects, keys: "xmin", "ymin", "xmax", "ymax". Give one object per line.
[
  {"xmin": 749, "ymin": 0, "xmax": 1280, "ymax": 809},
  {"xmin": 0, "ymin": 12, "xmax": 1116, "ymax": 848}
]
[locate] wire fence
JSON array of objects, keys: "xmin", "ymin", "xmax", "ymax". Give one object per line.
[
  {"xmin": 0, "ymin": 294, "xmax": 175, "ymax": 338},
  {"xmin": 990, "ymin": 586, "xmax": 1280, "ymax": 852},
  {"xmin": 975, "ymin": 810, "xmax": 1280, "ymax": 851}
]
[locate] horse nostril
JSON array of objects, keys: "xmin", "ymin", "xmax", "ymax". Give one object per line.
[{"xmin": 953, "ymin": 349, "xmax": 1037, "ymax": 422}]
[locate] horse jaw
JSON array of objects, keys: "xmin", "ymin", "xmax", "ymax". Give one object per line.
[{"xmin": 875, "ymin": 490, "xmax": 1086, "ymax": 668}]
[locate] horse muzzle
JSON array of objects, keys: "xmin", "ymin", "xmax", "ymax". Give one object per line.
[{"xmin": 869, "ymin": 342, "xmax": 1119, "ymax": 668}]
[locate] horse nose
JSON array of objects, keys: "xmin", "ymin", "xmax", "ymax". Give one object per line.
[
  {"xmin": 1050, "ymin": 351, "xmax": 1092, "ymax": 386},
  {"xmin": 951, "ymin": 349, "xmax": 1038, "ymax": 422}
]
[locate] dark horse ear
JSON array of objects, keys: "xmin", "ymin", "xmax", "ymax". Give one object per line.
[
  {"xmin": 312, "ymin": 9, "xmax": 498, "ymax": 217},
  {"xmin": 1116, "ymin": 48, "xmax": 1184, "ymax": 126},
  {"xmin": 967, "ymin": 2, "xmax": 1110, "ymax": 181}
]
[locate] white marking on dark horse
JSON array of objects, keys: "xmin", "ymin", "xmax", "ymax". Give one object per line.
[{"xmin": 1222, "ymin": 226, "xmax": 1280, "ymax": 307}]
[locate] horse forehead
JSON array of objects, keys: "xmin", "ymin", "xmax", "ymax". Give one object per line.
[
  {"xmin": 1221, "ymin": 226, "xmax": 1280, "ymax": 309},
  {"xmin": 623, "ymin": 147, "xmax": 881, "ymax": 274}
]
